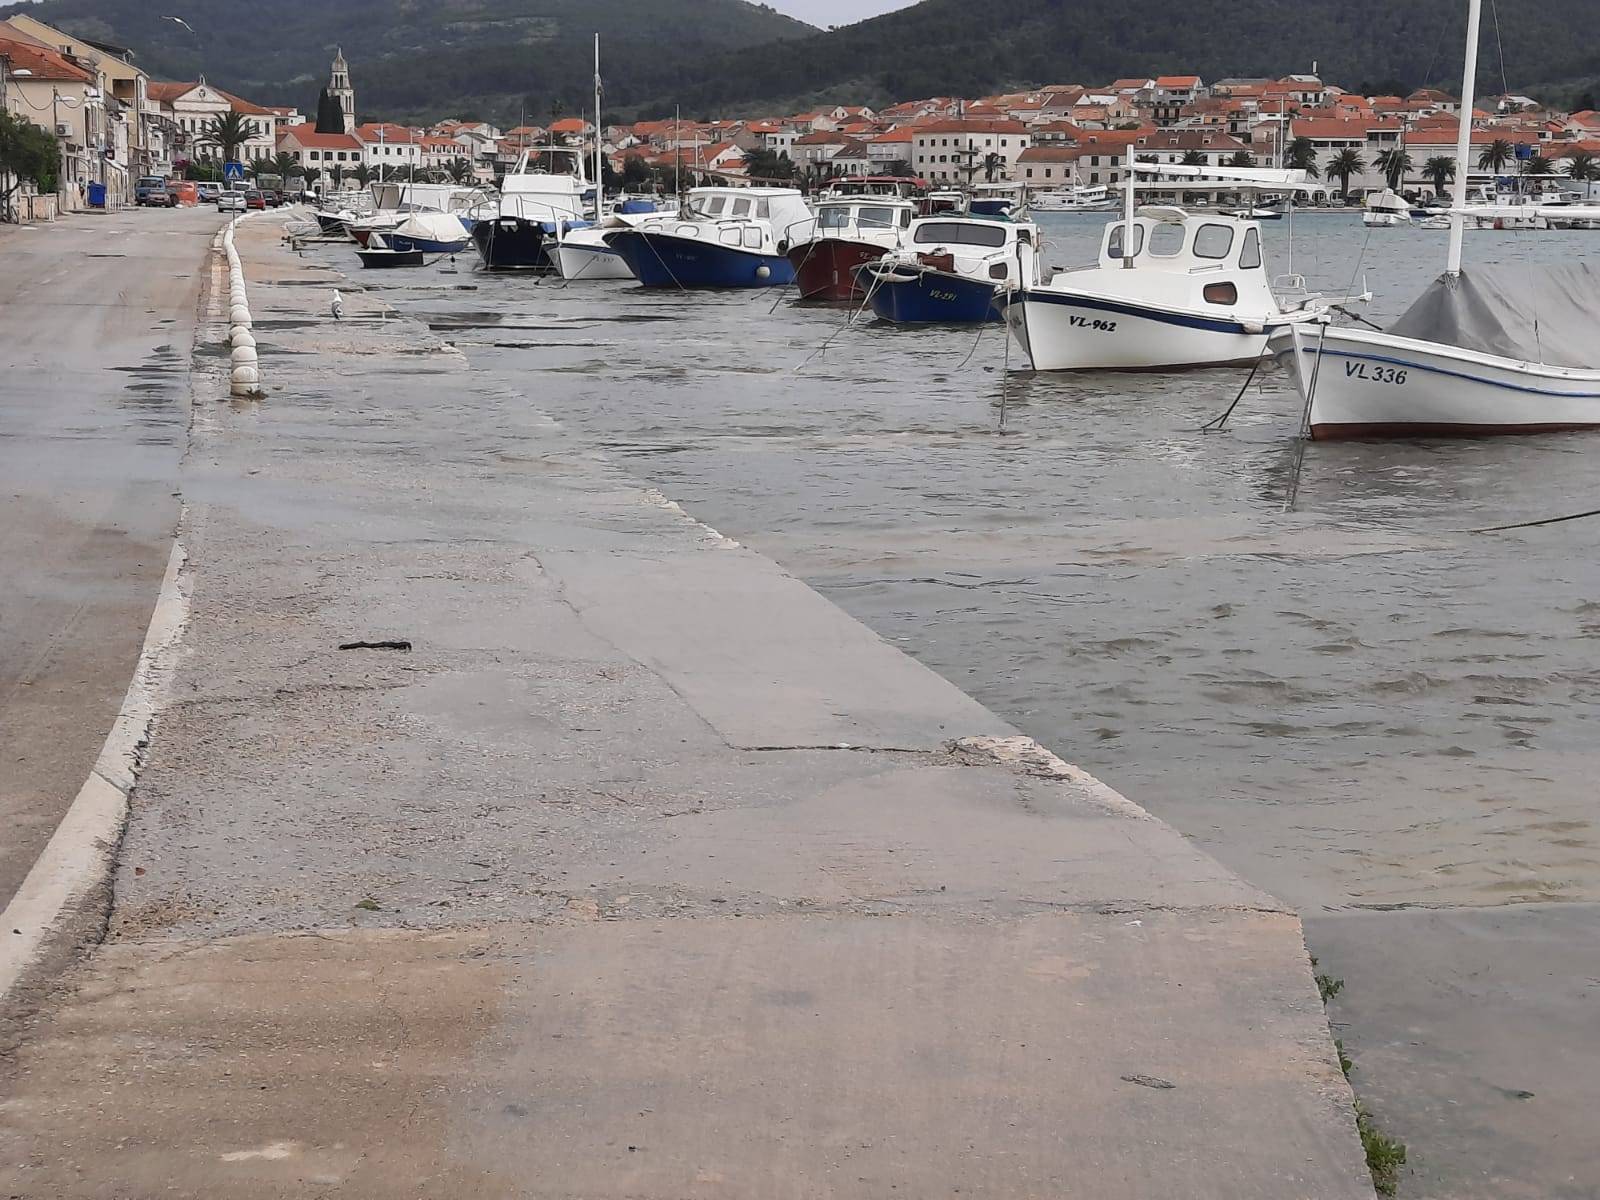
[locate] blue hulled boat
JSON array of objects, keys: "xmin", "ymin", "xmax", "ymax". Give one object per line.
[
  {"xmin": 855, "ymin": 215, "xmax": 1038, "ymax": 324},
  {"xmin": 604, "ymin": 186, "xmax": 812, "ymax": 289}
]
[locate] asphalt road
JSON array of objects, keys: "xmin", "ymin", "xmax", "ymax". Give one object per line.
[{"xmin": 0, "ymin": 206, "xmax": 222, "ymax": 909}]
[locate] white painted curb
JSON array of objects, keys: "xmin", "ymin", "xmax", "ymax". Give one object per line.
[{"xmin": 0, "ymin": 538, "xmax": 191, "ymax": 1002}]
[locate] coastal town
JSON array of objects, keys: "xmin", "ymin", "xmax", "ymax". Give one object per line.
[
  {"xmin": 5, "ymin": 1, "xmax": 1600, "ymax": 1196},
  {"xmin": 4, "ymin": 9, "xmax": 1600, "ymax": 220}
]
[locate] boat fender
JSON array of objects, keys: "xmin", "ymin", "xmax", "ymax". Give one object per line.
[
  {"xmin": 1242, "ymin": 320, "xmax": 1265, "ymax": 335},
  {"xmin": 756, "ymin": 264, "xmax": 771, "ymax": 280}
]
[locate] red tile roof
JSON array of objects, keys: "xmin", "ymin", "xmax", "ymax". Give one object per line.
[
  {"xmin": 1156, "ymin": 75, "xmax": 1201, "ymax": 88},
  {"xmin": 914, "ymin": 118, "xmax": 1027, "ymax": 135},
  {"xmin": 146, "ymin": 80, "xmax": 273, "ymax": 115},
  {"xmin": 276, "ymin": 123, "xmax": 362, "ymax": 150},
  {"xmin": 0, "ymin": 34, "xmax": 92, "ymax": 83},
  {"xmin": 549, "ymin": 118, "xmax": 587, "ymax": 133}
]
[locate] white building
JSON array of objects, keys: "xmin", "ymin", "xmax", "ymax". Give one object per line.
[
  {"xmin": 147, "ymin": 78, "xmax": 278, "ymax": 163},
  {"xmin": 910, "ymin": 118, "xmax": 1029, "ymax": 183}
]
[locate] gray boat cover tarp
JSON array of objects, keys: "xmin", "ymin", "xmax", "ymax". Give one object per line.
[{"xmin": 1387, "ymin": 263, "xmax": 1600, "ymax": 369}]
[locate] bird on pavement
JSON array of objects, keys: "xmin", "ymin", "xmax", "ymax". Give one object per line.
[{"xmin": 330, "ymin": 290, "xmax": 345, "ymax": 321}]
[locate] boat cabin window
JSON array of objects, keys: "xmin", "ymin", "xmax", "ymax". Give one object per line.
[
  {"xmin": 1203, "ymin": 282, "xmax": 1239, "ymax": 305},
  {"xmin": 1107, "ymin": 222, "xmax": 1145, "ymax": 259},
  {"xmin": 755, "ymin": 199, "xmax": 770, "ymax": 219},
  {"xmin": 743, "ymin": 227, "xmax": 763, "ymax": 249},
  {"xmin": 730, "ymin": 197, "xmax": 753, "ymax": 218},
  {"xmin": 1193, "ymin": 223, "xmax": 1234, "ymax": 260},
  {"xmin": 817, "ymin": 205, "xmax": 852, "ymax": 229},
  {"xmin": 1238, "ymin": 228, "xmax": 1261, "ymax": 269},
  {"xmin": 857, "ymin": 205, "xmax": 898, "ymax": 228},
  {"xmin": 1148, "ymin": 223, "xmax": 1185, "ymax": 257},
  {"xmin": 914, "ymin": 221, "xmax": 1006, "ymax": 248},
  {"xmin": 690, "ymin": 195, "xmax": 728, "ymax": 217}
]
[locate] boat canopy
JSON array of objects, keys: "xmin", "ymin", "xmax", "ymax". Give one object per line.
[
  {"xmin": 1387, "ymin": 264, "xmax": 1600, "ymax": 369},
  {"xmin": 392, "ymin": 212, "xmax": 470, "ymax": 242}
]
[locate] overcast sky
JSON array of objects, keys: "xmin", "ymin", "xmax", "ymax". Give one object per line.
[{"xmin": 770, "ymin": 0, "xmax": 916, "ymax": 30}]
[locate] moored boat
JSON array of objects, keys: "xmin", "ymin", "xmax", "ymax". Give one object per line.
[
  {"xmin": 605, "ymin": 187, "xmax": 810, "ymax": 288},
  {"xmin": 471, "ymin": 145, "xmax": 588, "ymax": 271},
  {"xmin": 1274, "ymin": 0, "xmax": 1600, "ymax": 440},
  {"xmin": 854, "ymin": 214, "xmax": 1037, "ymax": 324},
  {"xmin": 385, "ymin": 211, "xmax": 472, "ymax": 254},
  {"xmin": 784, "ymin": 196, "xmax": 918, "ymax": 301}
]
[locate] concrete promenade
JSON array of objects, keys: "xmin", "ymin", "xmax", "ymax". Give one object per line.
[{"xmin": 0, "ymin": 215, "xmax": 1373, "ymax": 1197}]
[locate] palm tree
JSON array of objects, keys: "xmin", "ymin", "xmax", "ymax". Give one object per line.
[
  {"xmin": 1566, "ymin": 149, "xmax": 1599, "ymax": 180},
  {"xmin": 446, "ymin": 156, "xmax": 475, "ymax": 185},
  {"xmin": 1286, "ymin": 136, "xmax": 1320, "ymax": 178},
  {"xmin": 1226, "ymin": 150, "xmax": 1256, "ymax": 168},
  {"xmin": 350, "ymin": 162, "xmax": 375, "ymax": 186},
  {"xmin": 327, "ymin": 162, "xmax": 344, "ymax": 189},
  {"xmin": 301, "ymin": 165, "xmax": 322, "ymax": 190},
  {"xmin": 1374, "ymin": 147, "xmax": 1413, "ymax": 190},
  {"xmin": 270, "ymin": 151, "xmax": 300, "ymax": 183},
  {"xmin": 1524, "ymin": 154, "xmax": 1554, "ymax": 180},
  {"xmin": 1180, "ymin": 149, "xmax": 1207, "ymax": 166},
  {"xmin": 1326, "ymin": 147, "xmax": 1365, "ymax": 198},
  {"xmin": 1421, "ymin": 155, "xmax": 1455, "ymax": 195},
  {"xmin": 199, "ymin": 110, "xmax": 257, "ymax": 166},
  {"xmin": 1478, "ymin": 138, "xmax": 1514, "ymax": 174},
  {"xmin": 982, "ymin": 151, "xmax": 1002, "ymax": 183}
]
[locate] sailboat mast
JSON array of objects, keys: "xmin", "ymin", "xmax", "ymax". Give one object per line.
[
  {"xmin": 1447, "ymin": 0, "xmax": 1483, "ymax": 276},
  {"xmin": 593, "ymin": 34, "xmax": 602, "ymax": 213},
  {"xmin": 674, "ymin": 104, "xmax": 682, "ymax": 203}
]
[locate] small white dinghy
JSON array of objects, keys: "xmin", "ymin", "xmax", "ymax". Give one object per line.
[{"xmin": 1275, "ymin": 0, "xmax": 1600, "ymax": 439}]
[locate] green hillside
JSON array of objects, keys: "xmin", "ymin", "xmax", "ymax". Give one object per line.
[
  {"xmin": 0, "ymin": 0, "xmax": 814, "ymax": 122},
  {"xmin": 648, "ymin": 0, "xmax": 1600, "ymax": 116}
]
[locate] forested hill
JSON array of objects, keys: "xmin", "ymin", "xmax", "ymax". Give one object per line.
[
  {"xmin": 643, "ymin": 0, "xmax": 1600, "ymax": 116},
  {"xmin": 0, "ymin": 0, "xmax": 813, "ymax": 123}
]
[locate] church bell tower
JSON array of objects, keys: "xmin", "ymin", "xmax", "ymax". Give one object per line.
[{"xmin": 329, "ymin": 48, "xmax": 356, "ymax": 134}]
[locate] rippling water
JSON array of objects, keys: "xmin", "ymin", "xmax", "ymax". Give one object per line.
[
  {"xmin": 316, "ymin": 211, "xmax": 1600, "ymax": 1192},
  {"xmin": 334, "ymin": 212, "xmax": 1599, "ymax": 915}
]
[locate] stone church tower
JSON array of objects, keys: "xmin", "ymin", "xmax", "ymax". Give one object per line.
[{"xmin": 328, "ymin": 48, "xmax": 356, "ymax": 134}]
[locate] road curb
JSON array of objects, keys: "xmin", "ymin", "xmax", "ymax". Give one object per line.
[{"xmin": 0, "ymin": 536, "xmax": 192, "ymax": 1003}]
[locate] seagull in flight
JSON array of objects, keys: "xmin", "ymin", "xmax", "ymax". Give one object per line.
[
  {"xmin": 330, "ymin": 290, "xmax": 345, "ymax": 320},
  {"xmin": 161, "ymin": 15, "xmax": 196, "ymax": 33}
]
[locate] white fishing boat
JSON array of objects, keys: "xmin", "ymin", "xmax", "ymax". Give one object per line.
[
  {"xmin": 1362, "ymin": 188, "xmax": 1413, "ymax": 227},
  {"xmin": 1274, "ymin": 0, "xmax": 1600, "ymax": 439},
  {"xmin": 999, "ymin": 160, "xmax": 1356, "ymax": 371},
  {"xmin": 783, "ymin": 195, "xmax": 919, "ymax": 301},
  {"xmin": 604, "ymin": 187, "xmax": 812, "ymax": 289},
  {"xmin": 1030, "ymin": 185, "xmax": 1118, "ymax": 212},
  {"xmin": 346, "ymin": 182, "xmax": 483, "ymax": 247},
  {"xmin": 553, "ymin": 200, "xmax": 667, "ymax": 281},
  {"xmin": 856, "ymin": 215, "xmax": 1039, "ymax": 324}
]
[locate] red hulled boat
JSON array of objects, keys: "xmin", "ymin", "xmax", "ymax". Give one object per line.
[{"xmin": 783, "ymin": 192, "xmax": 921, "ymax": 302}]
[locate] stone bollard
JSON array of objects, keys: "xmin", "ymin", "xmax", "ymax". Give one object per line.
[{"xmin": 223, "ymin": 216, "xmax": 260, "ymax": 396}]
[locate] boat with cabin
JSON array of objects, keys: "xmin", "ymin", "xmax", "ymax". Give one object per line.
[
  {"xmin": 470, "ymin": 145, "xmax": 589, "ymax": 271},
  {"xmin": 1362, "ymin": 188, "xmax": 1412, "ymax": 227},
  {"xmin": 1273, "ymin": 0, "xmax": 1600, "ymax": 438},
  {"xmin": 784, "ymin": 195, "xmax": 919, "ymax": 302},
  {"xmin": 1030, "ymin": 185, "xmax": 1118, "ymax": 212},
  {"xmin": 604, "ymin": 187, "xmax": 812, "ymax": 288},
  {"xmin": 999, "ymin": 159, "xmax": 1356, "ymax": 370},
  {"xmin": 346, "ymin": 181, "xmax": 483, "ymax": 246},
  {"xmin": 854, "ymin": 214, "xmax": 1038, "ymax": 324}
]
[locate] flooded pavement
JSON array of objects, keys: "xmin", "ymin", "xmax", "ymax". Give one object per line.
[
  {"xmin": 310, "ymin": 213, "xmax": 1600, "ymax": 1197},
  {"xmin": 0, "ymin": 208, "xmax": 221, "ymax": 913}
]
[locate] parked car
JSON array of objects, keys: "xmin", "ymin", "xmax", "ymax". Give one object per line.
[
  {"xmin": 197, "ymin": 182, "xmax": 221, "ymax": 202},
  {"xmin": 217, "ymin": 191, "xmax": 247, "ymax": 213},
  {"xmin": 135, "ymin": 176, "xmax": 175, "ymax": 207},
  {"xmin": 262, "ymin": 190, "xmax": 282, "ymax": 208},
  {"xmin": 244, "ymin": 190, "xmax": 266, "ymax": 210}
]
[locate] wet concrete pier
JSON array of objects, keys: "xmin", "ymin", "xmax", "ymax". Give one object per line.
[{"xmin": 0, "ymin": 215, "xmax": 1370, "ymax": 1197}]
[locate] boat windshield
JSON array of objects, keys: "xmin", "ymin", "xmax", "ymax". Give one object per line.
[
  {"xmin": 913, "ymin": 221, "xmax": 1006, "ymax": 247},
  {"xmin": 689, "ymin": 194, "xmax": 729, "ymax": 217},
  {"xmin": 818, "ymin": 204, "xmax": 902, "ymax": 230}
]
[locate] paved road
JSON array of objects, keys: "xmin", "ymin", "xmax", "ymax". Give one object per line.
[{"xmin": 0, "ymin": 208, "xmax": 222, "ymax": 909}]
